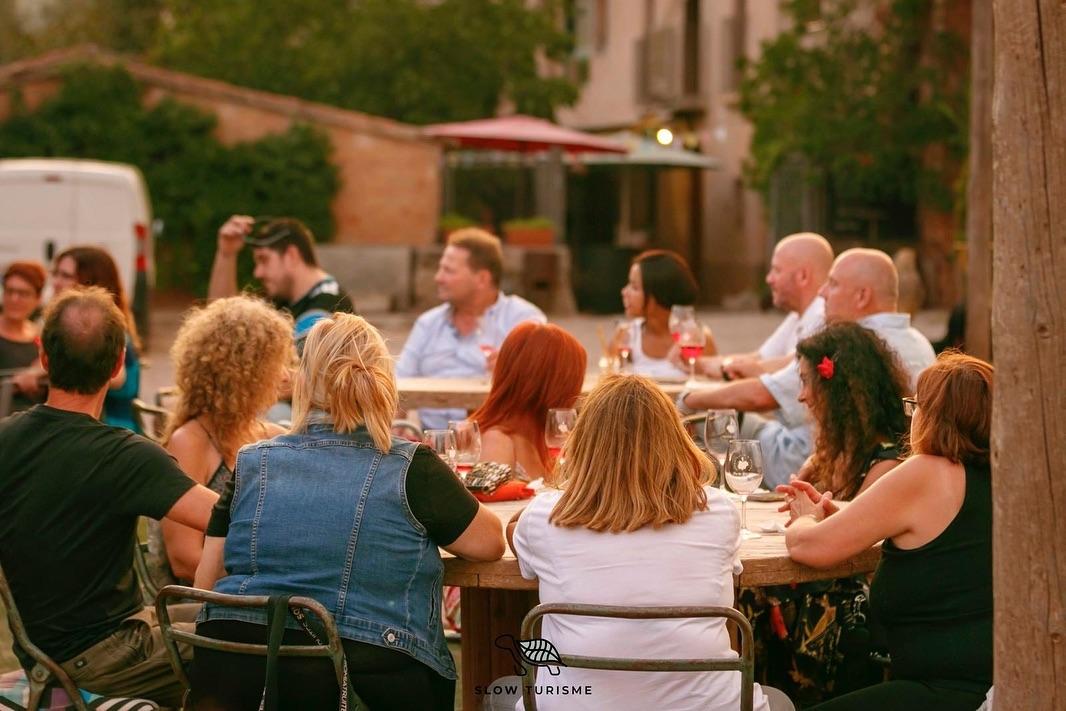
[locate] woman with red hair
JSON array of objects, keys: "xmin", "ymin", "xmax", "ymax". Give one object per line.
[{"xmin": 471, "ymin": 322, "xmax": 587, "ymax": 482}]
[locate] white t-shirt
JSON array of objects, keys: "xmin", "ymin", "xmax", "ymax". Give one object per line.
[
  {"xmin": 760, "ymin": 310, "xmax": 936, "ymax": 427},
  {"xmin": 512, "ymin": 487, "xmax": 770, "ymax": 711},
  {"xmin": 757, "ymin": 296, "xmax": 826, "ymax": 360},
  {"xmin": 627, "ymin": 318, "xmax": 689, "ymax": 381}
]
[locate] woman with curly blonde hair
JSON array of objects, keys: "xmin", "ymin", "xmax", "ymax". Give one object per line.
[{"xmin": 151, "ymin": 296, "xmax": 294, "ymax": 583}]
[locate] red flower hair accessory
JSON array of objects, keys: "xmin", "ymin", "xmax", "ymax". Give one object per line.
[{"xmin": 816, "ymin": 355, "xmax": 835, "ymax": 380}]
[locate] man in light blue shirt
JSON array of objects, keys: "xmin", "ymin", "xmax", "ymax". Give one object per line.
[
  {"xmin": 680, "ymin": 248, "xmax": 935, "ymax": 487},
  {"xmin": 396, "ymin": 228, "xmax": 545, "ymax": 429}
]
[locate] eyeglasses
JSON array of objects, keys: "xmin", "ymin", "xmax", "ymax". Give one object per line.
[{"xmin": 902, "ymin": 396, "xmax": 918, "ymax": 417}]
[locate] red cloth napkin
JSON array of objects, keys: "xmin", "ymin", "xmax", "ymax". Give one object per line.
[{"xmin": 472, "ymin": 480, "xmax": 535, "ymax": 503}]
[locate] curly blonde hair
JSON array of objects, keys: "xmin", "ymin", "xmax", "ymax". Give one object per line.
[{"xmin": 164, "ymin": 296, "xmax": 294, "ymax": 461}]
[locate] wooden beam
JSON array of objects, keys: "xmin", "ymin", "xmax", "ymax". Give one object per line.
[
  {"xmin": 991, "ymin": 1, "xmax": 1066, "ymax": 707},
  {"xmin": 966, "ymin": 0, "xmax": 993, "ymax": 360}
]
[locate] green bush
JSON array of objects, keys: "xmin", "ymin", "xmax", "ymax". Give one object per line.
[
  {"xmin": 439, "ymin": 212, "xmax": 477, "ymax": 232},
  {"xmin": 0, "ymin": 64, "xmax": 339, "ymax": 294},
  {"xmin": 503, "ymin": 216, "xmax": 554, "ymax": 230}
]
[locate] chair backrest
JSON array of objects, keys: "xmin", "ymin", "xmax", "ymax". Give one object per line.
[
  {"xmin": 131, "ymin": 399, "xmax": 170, "ymax": 443},
  {"xmin": 519, "ymin": 603, "xmax": 755, "ymax": 711},
  {"xmin": 0, "ymin": 560, "xmax": 89, "ymax": 711},
  {"xmin": 155, "ymin": 585, "xmax": 349, "ymax": 696},
  {"xmin": 132, "ymin": 528, "xmax": 160, "ymax": 603},
  {"xmin": 0, "ymin": 377, "xmax": 14, "ymax": 420},
  {"xmin": 154, "ymin": 385, "xmax": 180, "ymax": 409}
]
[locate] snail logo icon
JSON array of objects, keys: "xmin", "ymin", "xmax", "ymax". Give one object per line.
[{"xmin": 495, "ymin": 634, "xmax": 566, "ymax": 676}]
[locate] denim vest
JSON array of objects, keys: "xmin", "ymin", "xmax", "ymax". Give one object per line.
[{"xmin": 202, "ymin": 422, "xmax": 455, "ymax": 679}]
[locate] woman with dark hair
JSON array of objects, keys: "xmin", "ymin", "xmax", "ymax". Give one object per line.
[
  {"xmin": 739, "ymin": 323, "xmax": 911, "ymax": 704},
  {"xmin": 472, "ymin": 322, "xmax": 586, "ymax": 482},
  {"xmin": 616, "ymin": 249, "xmax": 707, "ymax": 380},
  {"xmin": 1, "ymin": 261, "xmax": 47, "ymax": 412},
  {"xmin": 51, "ymin": 246, "xmax": 142, "ymax": 431},
  {"xmin": 780, "ymin": 352, "xmax": 994, "ymax": 710},
  {"xmin": 796, "ymin": 322, "xmax": 911, "ymax": 499}
]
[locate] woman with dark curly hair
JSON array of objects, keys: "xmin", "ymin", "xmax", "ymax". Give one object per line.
[
  {"xmin": 796, "ymin": 321, "xmax": 911, "ymax": 499},
  {"xmin": 739, "ymin": 323, "xmax": 911, "ymax": 705}
]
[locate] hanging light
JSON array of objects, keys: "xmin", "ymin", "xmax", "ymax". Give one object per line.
[{"xmin": 655, "ymin": 127, "xmax": 674, "ymax": 146}]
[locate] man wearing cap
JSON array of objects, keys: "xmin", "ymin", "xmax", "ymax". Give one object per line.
[{"xmin": 208, "ymin": 215, "xmax": 355, "ymax": 342}]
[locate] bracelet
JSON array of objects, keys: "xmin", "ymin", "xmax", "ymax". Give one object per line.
[{"xmin": 720, "ymin": 364, "xmax": 733, "ymax": 382}]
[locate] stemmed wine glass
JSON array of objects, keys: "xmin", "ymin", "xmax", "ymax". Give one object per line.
[
  {"xmin": 704, "ymin": 409, "xmax": 739, "ymax": 483},
  {"xmin": 668, "ymin": 305, "xmax": 696, "ymax": 343},
  {"xmin": 447, "ymin": 420, "xmax": 482, "ymax": 476},
  {"xmin": 725, "ymin": 439, "xmax": 765, "ymax": 540},
  {"xmin": 678, "ymin": 318, "xmax": 706, "ymax": 385},
  {"xmin": 545, "ymin": 408, "xmax": 577, "ymax": 465},
  {"xmin": 422, "ymin": 429, "xmax": 458, "ymax": 470},
  {"xmin": 614, "ymin": 319, "xmax": 633, "ymax": 372},
  {"xmin": 475, "ymin": 317, "xmax": 494, "ymax": 363}
]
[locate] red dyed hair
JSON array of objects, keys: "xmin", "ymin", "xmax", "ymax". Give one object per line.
[{"xmin": 470, "ymin": 322, "xmax": 587, "ymax": 472}]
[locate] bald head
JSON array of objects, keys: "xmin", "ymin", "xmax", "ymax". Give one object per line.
[
  {"xmin": 765, "ymin": 232, "xmax": 835, "ymax": 312},
  {"xmin": 42, "ymin": 286, "xmax": 126, "ymax": 394},
  {"xmin": 821, "ymin": 248, "xmax": 899, "ymax": 323}
]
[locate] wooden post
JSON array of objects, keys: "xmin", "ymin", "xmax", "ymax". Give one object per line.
[
  {"xmin": 965, "ymin": 0, "xmax": 992, "ymax": 360},
  {"xmin": 991, "ymin": 1, "xmax": 1066, "ymax": 708}
]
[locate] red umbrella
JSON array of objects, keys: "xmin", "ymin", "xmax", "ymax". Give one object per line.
[{"xmin": 424, "ymin": 114, "xmax": 626, "ymax": 154}]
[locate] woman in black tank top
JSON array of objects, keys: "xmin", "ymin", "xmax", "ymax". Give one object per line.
[{"xmin": 779, "ymin": 352, "xmax": 994, "ymax": 711}]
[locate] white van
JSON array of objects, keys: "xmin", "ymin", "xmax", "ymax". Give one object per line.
[{"xmin": 0, "ymin": 158, "xmax": 154, "ymax": 332}]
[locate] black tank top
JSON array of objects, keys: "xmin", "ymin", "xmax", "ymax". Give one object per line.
[{"xmin": 869, "ymin": 461, "xmax": 992, "ymax": 690}]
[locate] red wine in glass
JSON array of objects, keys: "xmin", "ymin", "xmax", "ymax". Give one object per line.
[
  {"xmin": 680, "ymin": 343, "xmax": 704, "ymax": 362},
  {"xmin": 547, "ymin": 445, "xmax": 563, "ymax": 460},
  {"xmin": 455, "ymin": 463, "xmax": 474, "ymax": 475},
  {"xmin": 478, "ymin": 344, "xmax": 493, "ymax": 359},
  {"xmin": 671, "ymin": 331, "xmax": 681, "ymax": 343}
]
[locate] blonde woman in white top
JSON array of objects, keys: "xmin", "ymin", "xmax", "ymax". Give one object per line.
[{"xmin": 509, "ymin": 375, "xmax": 791, "ymax": 711}]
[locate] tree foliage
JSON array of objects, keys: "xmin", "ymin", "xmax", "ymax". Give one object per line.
[
  {"xmin": 0, "ymin": 65, "xmax": 338, "ymax": 293},
  {"xmin": 737, "ymin": 0, "xmax": 968, "ymax": 210},
  {"xmin": 152, "ymin": 0, "xmax": 579, "ymax": 124}
]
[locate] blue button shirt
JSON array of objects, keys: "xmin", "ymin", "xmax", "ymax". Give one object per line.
[{"xmin": 396, "ymin": 292, "xmax": 546, "ymax": 429}]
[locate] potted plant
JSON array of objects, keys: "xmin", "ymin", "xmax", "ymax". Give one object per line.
[
  {"xmin": 439, "ymin": 212, "xmax": 477, "ymax": 239},
  {"xmin": 502, "ymin": 216, "xmax": 556, "ymax": 247}
]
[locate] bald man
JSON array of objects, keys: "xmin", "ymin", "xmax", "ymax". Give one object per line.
[
  {"xmin": 681, "ymin": 248, "xmax": 935, "ymax": 487},
  {"xmin": 684, "ymin": 233, "xmax": 834, "ymax": 380}
]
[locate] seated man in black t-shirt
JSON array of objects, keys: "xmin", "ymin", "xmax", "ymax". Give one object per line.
[
  {"xmin": 208, "ymin": 214, "xmax": 356, "ymax": 345},
  {"xmin": 0, "ymin": 286, "xmax": 218, "ymax": 708}
]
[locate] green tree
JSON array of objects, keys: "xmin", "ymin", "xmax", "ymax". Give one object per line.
[
  {"xmin": 738, "ymin": 0, "xmax": 967, "ymax": 211},
  {"xmin": 0, "ymin": 65, "xmax": 339, "ymax": 293},
  {"xmin": 153, "ymin": 0, "xmax": 579, "ymax": 123}
]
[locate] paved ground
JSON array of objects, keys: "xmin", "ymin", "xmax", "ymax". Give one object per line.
[{"xmin": 141, "ymin": 299, "xmax": 950, "ymax": 400}]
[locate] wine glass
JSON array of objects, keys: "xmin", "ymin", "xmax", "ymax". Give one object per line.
[
  {"xmin": 704, "ymin": 409, "xmax": 739, "ymax": 483},
  {"xmin": 545, "ymin": 408, "xmax": 577, "ymax": 463},
  {"xmin": 678, "ymin": 319, "xmax": 706, "ymax": 385},
  {"xmin": 668, "ymin": 305, "xmax": 696, "ymax": 343},
  {"xmin": 475, "ymin": 317, "xmax": 494, "ymax": 361},
  {"xmin": 422, "ymin": 429, "xmax": 458, "ymax": 470},
  {"xmin": 447, "ymin": 420, "xmax": 482, "ymax": 476},
  {"xmin": 614, "ymin": 319, "xmax": 633, "ymax": 372},
  {"xmin": 725, "ymin": 439, "xmax": 765, "ymax": 539}
]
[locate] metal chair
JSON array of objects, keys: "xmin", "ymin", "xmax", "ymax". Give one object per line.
[
  {"xmin": 155, "ymin": 585, "xmax": 362, "ymax": 708},
  {"xmin": 132, "ymin": 527, "xmax": 161, "ymax": 603},
  {"xmin": 154, "ymin": 385, "xmax": 180, "ymax": 409},
  {"xmin": 519, "ymin": 603, "xmax": 756, "ymax": 711},
  {"xmin": 0, "ymin": 560, "xmax": 90, "ymax": 711},
  {"xmin": 131, "ymin": 399, "xmax": 170, "ymax": 443},
  {"xmin": 682, "ymin": 412, "xmax": 723, "ymax": 480}
]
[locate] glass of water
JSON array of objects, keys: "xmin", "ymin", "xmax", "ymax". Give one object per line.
[{"xmin": 725, "ymin": 439, "xmax": 764, "ymax": 540}]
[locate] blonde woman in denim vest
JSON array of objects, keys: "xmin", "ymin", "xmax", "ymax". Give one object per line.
[{"xmin": 191, "ymin": 313, "xmax": 506, "ymax": 710}]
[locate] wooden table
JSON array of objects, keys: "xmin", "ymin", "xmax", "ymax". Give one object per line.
[
  {"xmin": 443, "ymin": 498, "xmax": 881, "ymax": 711},
  {"xmin": 398, "ymin": 374, "xmax": 687, "ymax": 411}
]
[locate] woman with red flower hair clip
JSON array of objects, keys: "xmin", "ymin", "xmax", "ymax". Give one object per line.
[
  {"xmin": 795, "ymin": 322, "xmax": 911, "ymax": 499},
  {"xmin": 736, "ymin": 322, "xmax": 911, "ymax": 706}
]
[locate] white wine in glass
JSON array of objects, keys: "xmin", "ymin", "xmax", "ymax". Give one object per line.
[
  {"xmin": 725, "ymin": 439, "xmax": 765, "ymax": 540},
  {"xmin": 422, "ymin": 429, "xmax": 457, "ymax": 470}
]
